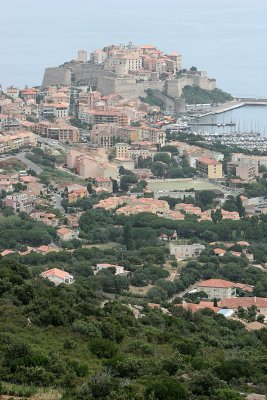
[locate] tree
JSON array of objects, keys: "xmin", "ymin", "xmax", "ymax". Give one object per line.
[
  {"xmin": 151, "ymin": 162, "xmax": 165, "ymax": 178},
  {"xmin": 123, "ymin": 221, "xmax": 134, "ymax": 250},
  {"xmin": 154, "ymin": 152, "xmax": 171, "ymax": 164},
  {"xmin": 145, "ymin": 378, "xmax": 188, "ymax": 400},
  {"xmin": 211, "ymin": 208, "xmax": 222, "ymax": 224},
  {"xmin": 87, "ymin": 183, "xmax": 93, "ymax": 194},
  {"xmin": 120, "ymin": 175, "xmax": 138, "ymax": 192},
  {"xmin": 236, "ymin": 195, "xmax": 245, "ymax": 217},
  {"xmin": 211, "ymin": 388, "xmax": 242, "ymax": 400},
  {"xmin": 160, "ymin": 145, "xmax": 178, "ymax": 155},
  {"xmin": 89, "ymin": 338, "xmax": 118, "ymax": 359},
  {"xmin": 112, "ymin": 178, "xmax": 118, "ymax": 193}
]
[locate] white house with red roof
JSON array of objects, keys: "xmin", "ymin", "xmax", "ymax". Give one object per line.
[
  {"xmin": 57, "ymin": 227, "xmax": 79, "ymax": 241},
  {"xmin": 40, "ymin": 268, "xmax": 74, "ymax": 285},
  {"xmin": 197, "ymin": 279, "xmax": 236, "ymax": 299}
]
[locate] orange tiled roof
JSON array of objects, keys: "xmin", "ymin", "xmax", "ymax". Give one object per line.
[
  {"xmin": 57, "ymin": 227, "xmax": 72, "ymax": 235},
  {"xmin": 198, "ymin": 279, "xmax": 234, "ymax": 288},
  {"xmin": 214, "ymin": 248, "xmax": 226, "ymax": 255},
  {"xmin": 219, "ymin": 297, "xmax": 267, "ymax": 309},
  {"xmin": 197, "ymin": 157, "xmax": 221, "ymax": 165},
  {"xmin": 41, "ymin": 268, "xmax": 71, "ymax": 279}
]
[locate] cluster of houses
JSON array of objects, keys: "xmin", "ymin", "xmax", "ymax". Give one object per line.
[{"xmin": 39, "ymin": 262, "xmax": 128, "ymax": 286}]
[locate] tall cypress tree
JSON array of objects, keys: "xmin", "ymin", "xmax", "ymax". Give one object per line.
[{"xmin": 123, "ymin": 221, "xmax": 134, "ymax": 250}]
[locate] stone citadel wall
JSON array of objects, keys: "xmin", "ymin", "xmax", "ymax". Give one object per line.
[{"xmin": 42, "ymin": 63, "xmax": 216, "ymax": 100}]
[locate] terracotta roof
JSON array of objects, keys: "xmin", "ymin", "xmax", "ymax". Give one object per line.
[
  {"xmin": 57, "ymin": 227, "xmax": 72, "ymax": 235},
  {"xmin": 197, "ymin": 157, "xmax": 221, "ymax": 165},
  {"xmin": 236, "ymin": 241, "xmax": 250, "ymax": 247},
  {"xmin": 148, "ymin": 303, "xmax": 160, "ymax": 308},
  {"xmin": 38, "ymin": 245, "xmax": 52, "ymax": 253},
  {"xmin": 214, "ymin": 248, "xmax": 226, "ymax": 255},
  {"xmin": 198, "ymin": 279, "xmax": 234, "ymax": 288},
  {"xmin": 175, "ymin": 301, "xmax": 220, "ymax": 313},
  {"xmin": 1, "ymin": 249, "xmax": 14, "ymax": 256},
  {"xmin": 219, "ymin": 297, "xmax": 267, "ymax": 309},
  {"xmin": 95, "ymin": 177, "xmax": 111, "ymax": 182},
  {"xmin": 230, "ymin": 251, "xmax": 242, "ymax": 257},
  {"xmin": 233, "ymin": 283, "xmax": 253, "ymax": 293},
  {"xmin": 41, "ymin": 268, "xmax": 72, "ymax": 279}
]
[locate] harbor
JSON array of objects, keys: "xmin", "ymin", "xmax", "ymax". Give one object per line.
[
  {"xmin": 194, "ymin": 130, "xmax": 267, "ymax": 151},
  {"xmin": 189, "ymin": 105, "xmax": 267, "ymax": 137}
]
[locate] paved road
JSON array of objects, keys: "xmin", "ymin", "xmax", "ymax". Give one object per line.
[
  {"xmin": 52, "ymin": 192, "xmax": 65, "ymax": 214},
  {"xmin": 16, "ymin": 153, "xmax": 43, "ymax": 174}
]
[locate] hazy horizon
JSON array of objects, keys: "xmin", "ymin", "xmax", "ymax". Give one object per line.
[{"xmin": 1, "ymin": 0, "xmax": 267, "ymax": 97}]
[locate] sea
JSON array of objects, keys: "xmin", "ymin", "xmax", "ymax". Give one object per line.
[
  {"xmin": 192, "ymin": 106, "xmax": 267, "ymax": 137},
  {"xmin": 1, "ymin": 0, "xmax": 267, "ymax": 130}
]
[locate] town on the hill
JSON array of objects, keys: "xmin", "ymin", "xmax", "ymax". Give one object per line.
[{"xmin": 0, "ymin": 43, "xmax": 267, "ymax": 400}]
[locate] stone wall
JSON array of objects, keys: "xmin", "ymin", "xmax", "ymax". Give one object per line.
[
  {"xmin": 42, "ymin": 67, "xmax": 72, "ymax": 87},
  {"xmin": 166, "ymin": 74, "xmax": 217, "ymax": 98},
  {"xmin": 42, "ymin": 63, "xmax": 215, "ymax": 100},
  {"xmin": 97, "ymin": 76, "xmax": 164, "ymax": 98}
]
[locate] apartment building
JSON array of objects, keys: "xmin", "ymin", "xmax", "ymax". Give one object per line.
[
  {"xmin": 196, "ymin": 157, "xmax": 223, "ymax": 179},
  {"xmin": 0, "ymin": 131, "xmax": 37, "ymax": 153},
  {"xmin": 90, "ymin": 124, "xmax": 139, "ymax": 148},
  {"xmin": 139, "ymin": 125, "xmax": 166, "ymax": 147},
  {"xmin": 66, "ymin": 150, "xmax": 105, "ymax": 178},
  {"xmin": 197, "ymin": 279, "xmax": 236, "ymax": 299},
  {"xmin": 115, "ymin": 141, "xmax": 158, "ymax": 163},
  {"xmin": 0, "ymin": 113, "xmax": 21, "ymax": 132},
  {"xmin": 170, "ymin": 243, "xmax": 205, "ymax": 260},
  {"xmin": 40, "ymin": 102, "xmax": 69, "ymax": 118},
  {"xmin": 227, "ymin": 158, "xmax": 259, "ymax": 181},
  {"xmin": 19, "ymin": 88, "xmax": 38, "ymax": 101},
  {"xmin": 5, "ymin": 191, "xmax": 36, "ymax": 213},
  {"xmin": 90, "ymin": 124, "xmax": 118, "ymax": 148},
  {"xmin": 78, "ymin": 108, "xmax": 128, "ymax": 126},
  {"xmin": 34, "ymin": 121, "xmax": 79, "ymax": 142}
]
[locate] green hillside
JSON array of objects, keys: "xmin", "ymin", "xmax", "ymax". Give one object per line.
[{"xmin": 182, "ymin": 85, "xmax": 233, "ymax": 104}]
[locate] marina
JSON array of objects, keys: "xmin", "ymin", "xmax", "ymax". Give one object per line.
[
  {"xmin": 190, "ymin": 105, "xmax": 267, "ymax": 137},
  {"xmin": 194, "ymin": 130, "xmax": 267, "ymax": 151}
]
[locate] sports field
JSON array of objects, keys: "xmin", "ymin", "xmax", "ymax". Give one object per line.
[{"xmin": 147, "ymin": 178, "xmax": 219, "ymax": 192}]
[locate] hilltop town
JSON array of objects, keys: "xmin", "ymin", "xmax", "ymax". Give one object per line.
[{"xmin": 0, "ymin": 43, "xmax": 267, "ymax": 400}]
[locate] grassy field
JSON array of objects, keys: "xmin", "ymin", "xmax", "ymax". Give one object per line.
[{"xmin": 147, "ymin": 178, "xmax": 219, "ymax": 192}]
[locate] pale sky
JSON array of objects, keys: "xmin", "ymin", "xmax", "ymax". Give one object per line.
[{"xmin": 1, "ymin": 0, "xmax": 267, "ymax": 96}]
